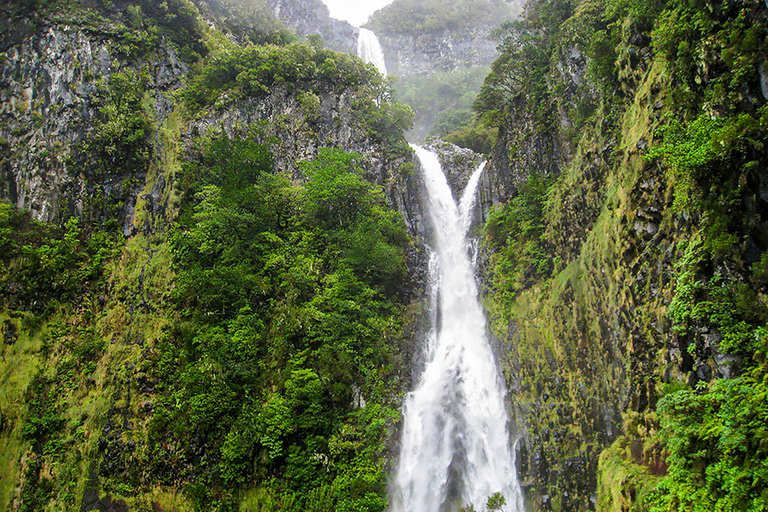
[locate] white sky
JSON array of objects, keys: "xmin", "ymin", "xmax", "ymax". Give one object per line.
[{"xmin": 320, "ymin": 0, "xmax": 396, "ymax": 27}]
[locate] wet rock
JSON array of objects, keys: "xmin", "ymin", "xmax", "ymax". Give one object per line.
[
  {"xmin": 82, "ymin": 494, "xmax": 130, "ymax": 512},
  {"xmin": 2, "ymin": 319, "xmax": 17, "ymax": 345},
  {"xmin": 423, "ymin": 138, "xmax": 484, "ymax": 197},
  {"xmin": 81, "ymin": 488, "xmax": 99, "ymax": 510},
  {"xmin": 0, "ymin": 26, "xmax": 188, "ymax": 223},
  {"xmin": 266, "ymin": 0, "xmax": 358, "ymax": 54},
  {"xmin": 371, "ymin": 26, "xmax": 502, "ymax": 78}
]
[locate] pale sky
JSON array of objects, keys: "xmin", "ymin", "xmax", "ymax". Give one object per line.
[{"xmin": 320, "ymin": 0, "xmax": 396, "ymax": 27}]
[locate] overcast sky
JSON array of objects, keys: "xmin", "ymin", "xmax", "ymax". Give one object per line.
[{"xmin": 320, "ymin": 0, "xmax": 395, "ymax": 27}]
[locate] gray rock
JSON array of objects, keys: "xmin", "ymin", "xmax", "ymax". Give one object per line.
[
  {"xmin": 0, "ymin": 26, "xmax": 188, "ymax": 224},
  {"xmin": 267, "ymin": 0, "xmax": 358, "ymax": 53}
]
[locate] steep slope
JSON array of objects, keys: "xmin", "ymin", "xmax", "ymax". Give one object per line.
[
  {"xmin": 0, "ymin": 1, "xmax": 428, "ymax": 511},
  {"xmin": 474, "ymin": 0, "xmax": 768, "ymax": 510},
  {"xmin": 264, "ymin": 0, "xmax": 358, "ymax": 53},
  {"xmin": 366, "ymin": 0, "xmax": 520, "ymax": 77}
]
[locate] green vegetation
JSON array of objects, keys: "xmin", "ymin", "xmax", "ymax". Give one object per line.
[
  {"xmin": 2, "ymin": 0, "xmax": 290, "ymax": 60},
  {"xmin": 0, "ymin": 0, "xmax": 417, "ymax": 507},
  {"xmin": 70, "ymin": 69, "xmax": 155, "ymax": 225},
  {"xmin": 0, "ymin": 203, "xmax": 122, "ymax": 313},
  {"xmin": 648, "ymin": 362, "xmax": 768, "ymax": 512},
  {"xmin": 476, "ymin": 0, "xmax": 768, "ymax": 509},
  {"xmin": 0, "ymin": 201, "xmax": 125, "ymax": 510},
  {"xmin": 2, "ymin": 0, "xmax": 208, "ymax": 60},
  {"xmin": 391, "ymin": 66, "xmax": 490, "ymax": 144},
  {"xmin": 147, "ymin": 138, "xmax": 409, "ymax": 511},
  {"xmin": 441, "ymin": 118, "xmax": 498, "ymax": 155},
  {"xmin": 6, "ymin": 0, "xmax": 768, "ymax": 508},
  {"xmin": 190, "ymin": 0, "xmax": 293, "ymax": 46},
  {"xmin": 184, "ymin": 41, "xmax": 386, "ymax": 110},
  {"xmin": 484, "ymin": 172, "xmax": 554, "ymax": 305},
  {"xmin": 367, "ymin": 0, "xmax": 515, "ymax": 36}
]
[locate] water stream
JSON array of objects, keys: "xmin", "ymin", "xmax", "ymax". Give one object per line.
[
  {"xmin": 356, "ymin": 27, "xmax": 388, "ymax": 76},
  {"xmin": 391, "ymin": 145, "xmax": 524, "ymax": 512}
]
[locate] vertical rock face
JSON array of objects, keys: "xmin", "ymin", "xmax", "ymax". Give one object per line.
[
  {"xmin": 0, "ymin": 6, "xmax": 427, "ymax": 237},
  {"xmin": 0, "ymin": 25, "xmax": 187, "ymax": 225},
  {"xmin": 266, "ymin": 0, "xmax": 359, "ymax": 52},
  {"xmin": 183, "ymin": 86, "xmax": 429, "ymax": 244},
  {"xmin": 368, "ymin": 27, "xmax": 500, "ymax": 77},
  {"xmin": 474, "ymin": 6, "xmax": 768, "ymax": 512}
]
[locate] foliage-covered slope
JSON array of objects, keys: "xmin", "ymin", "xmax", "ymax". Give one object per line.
[
  {"xmin": 475, "ymin": 0, "xmax": 768, "ymax": 510},
  {"xmin": 0, "ymin": 1, "xmax": 422, "ymax": 511}
]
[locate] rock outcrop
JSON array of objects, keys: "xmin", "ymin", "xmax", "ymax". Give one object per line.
[
  {"xmin": 370, "ymin": 26, "xmax": 500, "ymax": 77},
  {"xmin": 267, "ymin": 0, "xmax": 358, "ymax": 52},
  {"xmin": 0, "ymin": 22, "xmax": 187, "ymax": 228}
]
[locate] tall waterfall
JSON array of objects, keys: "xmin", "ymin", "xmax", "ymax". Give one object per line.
[
  {"xmin": 356, "ymin": 27, "xmax": 388, "ymax": 76},
  {"xmin": 391, "ymin": 146, "xmax": 524, "ymax": 512}
]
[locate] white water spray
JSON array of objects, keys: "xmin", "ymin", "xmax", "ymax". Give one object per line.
[
  {"xmin": 356, "ymin": 27, "xmax": 388, "ymax": 76},
  {"xmin": 391, "ymin": 146, "xmax": 524, "ymax": 512}
]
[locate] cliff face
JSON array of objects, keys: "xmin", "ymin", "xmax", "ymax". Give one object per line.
[
  {"xmin": 366, "ymin": 0, "xmax": 522, "ymax": 78},
  {"xmin": 0, "ymin": 2, "xmax": 425, "ymax": 235},
  {"xmin": 0, "ymin": 3, "xmax": 433, "ymax": 511},
  {"xmin": 267, "ymin": 0, "xmax": 358, "ymax": 52},
  {"xmin": 477, "ymin": 1, "xmax": 768, "ymax": 510},
  {"xmin": 0, "ymin": 24, "xmax": 187, "ymax": 227},
  {"xmin": 370, "ymin": 26, "xmax": 499, "ymax": 78},
  {"xmin": 361, "ymin": 0, "xmax": 524, "ymax": 142}
]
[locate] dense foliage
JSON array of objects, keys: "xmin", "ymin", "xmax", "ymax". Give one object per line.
[
  {"xmin": 476, "ymin": 0, "xmax": 768, "ymax": 508},
  {"xmin": 1, "ymin": 0, "xmax": 291, "ymax": 58},
  {"xmin": 183, "ymin": 40, "xmax": 395, "ymax": 111},
  {"xmin": 483, "ymin": 172, "xmax": 554, "ymax": 305},
  {"xmin": 192, "ymin": 0, "xmax": 294, "ymax": 45},
  {"xmin": 0, "ymin": 203, "xmax": 122, "ymax": 313},
  {"xmin": 148, "ymin": 137, "xmax": 410, "ymax": 511},
  {"xmin": 0, "ymin": 0, "xmax": 417, "ymax": 507},
  {"xmin": 650, "ymin": 358, "xmax": 768, "ymax": 512}
]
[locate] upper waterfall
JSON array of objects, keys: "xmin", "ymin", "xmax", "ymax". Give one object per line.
[
  {"xmin": 390, "ymin": 145, "xmax": 524, "ymax": 512},
  {"xmin": 357, "ymin": 27, "xmax": 388, "ymax": 76}
]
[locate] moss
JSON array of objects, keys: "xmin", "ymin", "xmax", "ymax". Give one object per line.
[
  {"xmin": 597, "ymin": 424, "xmax": 662, "ymax": 512},
  {"xmin": 480, "ymin": 0, "xmax": 768, "ymax": 507}
]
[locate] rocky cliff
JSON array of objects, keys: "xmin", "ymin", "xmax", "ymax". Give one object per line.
[
  {"xmin": 475, "ymin": 0, "xmax": 768, "ymax": 510},
  {"xmin": 0, "ymin": 2, "xmax": 433, "ymax": 511},
  {"xmin": 0, "ymin": 0, "xmax": 425, "ymax": 234},
  {"xmin": 366, "ymin": 0, "xmax": 521, "ymax": 78},
  {"xmin": 0, "ymin": 16, "xmax": 188, "ymax": 227},
  {"xmin": 266, "ymin": 0, "xmax": 358, "ymax": 53},
  {"xmin": 368, "ymin": 25, "xmax": 499, "ymax": 78}
]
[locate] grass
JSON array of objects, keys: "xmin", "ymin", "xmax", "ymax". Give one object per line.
[{"xmin": 0, "ymin": 312, "xmax": 45, "ymax": 510}]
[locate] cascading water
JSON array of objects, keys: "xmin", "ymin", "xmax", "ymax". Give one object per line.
[
  {"xmin": 356, "ymin": 27, "xmax": 388, "ymax": 76},
  {"xmin": 391, "ymin": 145, "xmax": 524, "ymax": 512}
]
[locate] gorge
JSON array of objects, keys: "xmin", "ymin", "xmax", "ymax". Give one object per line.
[{"xmin": 1, "ymin": 0, "xmax": 768, "ymax": 512}]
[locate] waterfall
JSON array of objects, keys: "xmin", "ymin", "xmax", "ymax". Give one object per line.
[
  {"xmin": 357, "ymin": 27, "xmax": 388, "ymax": 76},
  {"xmin": 391, "ymin": 146, "xmax": 524, "ymax": 512}
]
